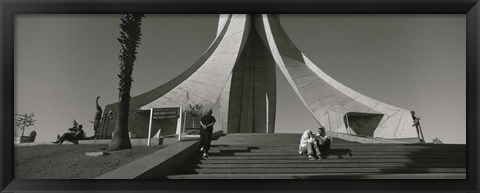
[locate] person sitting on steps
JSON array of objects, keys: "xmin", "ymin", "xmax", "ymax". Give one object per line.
[
  {"xmin": 315, "ymin": 126, "xmax": 332, "ymax": 159},
  {"xmin": 298, "ymin": 130, "xmax": 321, "ymax": 160}
]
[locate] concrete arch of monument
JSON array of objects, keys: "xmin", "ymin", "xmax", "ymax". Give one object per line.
[
  {"xmin": 97, "ymin": 14, "xmax": 419, "ymax": 141},
  {"xmin": 98, "ymin": 14, "xmax": 249, "ymax": 139}
]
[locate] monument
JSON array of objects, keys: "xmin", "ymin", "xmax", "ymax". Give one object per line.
[{"xmin": 97, "ymin": 14, "xmax": 419, "ymax": 141}]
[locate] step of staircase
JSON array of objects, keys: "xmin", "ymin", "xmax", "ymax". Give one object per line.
[
  {"xmin": 189, "ymin": 163, "xmax": 466, "ymax": 168},
  {"xmin": 208, "ymin": 145, "xmax": 466, "ymax": 150},
  {"xmin": 188, "ymin": 167, "xmax": 466, "ymax": 174},
  {"xmin": 196, "ymin": 158, "xmax": 465, "ymax": 164},
  {"xmin": 199, "ymin": 155, "xmax": 466, "ymax": 160},
  {"xmin": 166, "ymin": 133, "xmax": 466, "ymax": 179},
  {"xmin": 167, "ymin": 173, "xmax": 466, "ymax": 179},
  {"xmin": 207, "ymin": 151, "xmax": 466, "ymax": 156}
]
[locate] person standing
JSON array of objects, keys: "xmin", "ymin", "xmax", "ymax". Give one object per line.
[{"xmin": 199, "ymin": 109, "xmax": 216, "ymax": 158}]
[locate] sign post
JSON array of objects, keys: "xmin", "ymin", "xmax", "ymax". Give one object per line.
[
  {"xmin": 147, "ymin": 108, "xmax": 153, "ymax": 146},
  {"xmin": 266, "ymin": 94, "xmax": 269, "ymax": 133},
  {"xmin": 177, "ymin": 107, "xmax": 183, "ymax": 141}
]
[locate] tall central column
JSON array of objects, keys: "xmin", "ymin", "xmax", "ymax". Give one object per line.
[{"xmin": 220, "ymin": 15, "xmax": 277, "ymax": 133}]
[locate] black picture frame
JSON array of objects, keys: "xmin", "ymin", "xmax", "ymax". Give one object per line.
[{"xmin": 1, "ymin": 0, "xmax": 478, "ymax": 192}]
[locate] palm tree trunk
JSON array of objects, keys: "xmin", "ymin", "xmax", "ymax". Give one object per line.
[
  {"xmin": 109, "ymin": 81, "xmax": 133, "ymax": 150},
  {"xmin": 108, "ymin": 14, "xmax": 144, "ymax": 151}
]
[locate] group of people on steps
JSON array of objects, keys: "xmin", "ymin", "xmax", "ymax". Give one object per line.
[{"xmin": 197, "ymin": 109, "xmax": 333, "ymax": 160}]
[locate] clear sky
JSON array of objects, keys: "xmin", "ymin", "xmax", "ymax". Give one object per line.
[{"xmin": 15, "ymin": 14, "xmax": 466, "ymax": 144}]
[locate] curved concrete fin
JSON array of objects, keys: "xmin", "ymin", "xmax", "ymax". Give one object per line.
[
  {"xmin": 139, "ymin": 14, "xmax": 250, "ymax": 111},
  {"xmin": 126, "ymin": 14, "xmax": 234, "ymax": 109},
  {"xmin": 99, "ymin": 14, "xmax": 251, "ymax": 138},
  {"xmin": 216, "ymin": 14, "xmax": 230, "ymax": 37},
  {"xmin": 256, "ymin": 14, "xmax": 418, "ymax": 139}
]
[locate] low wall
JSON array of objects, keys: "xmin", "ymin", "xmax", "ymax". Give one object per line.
[
  {"xmin": 327, "ymin": 131, "xmax": 419, "ymax": 144},
  {"xmin": 95, "ymin": 139, "xmax": 199, "ymax": 179},
  {"xmin": 96, "ymin": 130, "xmax": 223, "ymax": 179}
]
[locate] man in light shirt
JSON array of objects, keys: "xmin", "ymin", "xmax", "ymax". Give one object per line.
[{"xmin": 298, "ymin": 130, "xmax": 321, "ymax": 160}]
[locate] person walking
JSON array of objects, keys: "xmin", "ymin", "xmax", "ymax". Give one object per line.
[{"xmin": 199, "ymin": 109, "xmax": 216, "ymax": 158}]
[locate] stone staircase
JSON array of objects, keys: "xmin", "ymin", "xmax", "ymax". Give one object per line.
[{"xmin": 167, "ymin": 133, "xmax": 466, "ymax": 179}]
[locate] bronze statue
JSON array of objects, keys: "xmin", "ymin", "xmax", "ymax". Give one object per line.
[
  {"xmin": 93, "ymin": 96, "xmax": 103, "ymax": 138},
  {"xmin": 410, "ymin": 111, "xmax": 425, "ymax": 143}
]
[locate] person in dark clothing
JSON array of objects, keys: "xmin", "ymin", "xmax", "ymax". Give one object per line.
[
  {"xmin": 315, "ymin": 126, "xmax": 332, "ymax": 159},
  {"xmin": 53, "ymin": 124, "xmax": 85, "ymax": 145},
  {"xmin": 199, "ymin": 109, "xmax": 216, "ymax": 158}
]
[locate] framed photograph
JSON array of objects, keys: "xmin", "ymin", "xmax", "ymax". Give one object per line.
[{"xmin": 1, "ymin": 0, "xmax": 479, "ymax": 192}]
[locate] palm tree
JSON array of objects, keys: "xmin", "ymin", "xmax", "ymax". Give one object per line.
[{"xmin": 108, "ymin": 14, "xmax": 144, "ymax": 151}]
